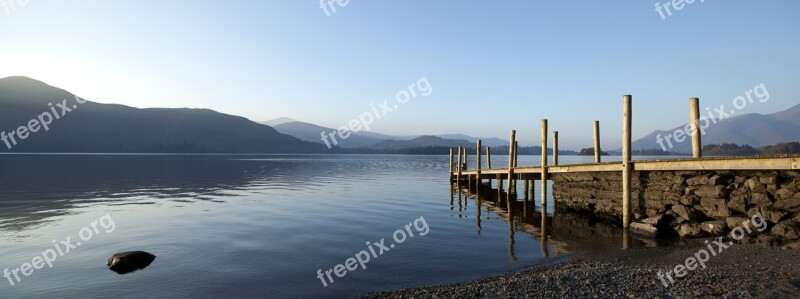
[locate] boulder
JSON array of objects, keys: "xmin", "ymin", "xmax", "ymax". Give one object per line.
[
  {"xmin": 726, "ymin": 216, "xmax": 749, "ymax": 229},
  {"xmin": 686, "ymin": 176, "xmax": 709, "ymax": 186},
  {"xmin": 700, "ymin": 197, "xmax": 730, "ymax": 219},
  {"xmin": 107, "ymin": 251, "xmax": 157, "ymax": 275},
  {"xmin": 781, "ymin": 241, "xmax": 800, "ymax": 250},
  {"xmin": 630, "ymin": 222, "xmax": 658, "ymax": 237},
  {"xmin": 762, "ymin": 208, "xmax": 789, "ymax": 224},
  {"xmin": 747, "ymin": 178, "xmax": 766, "ymax": 192},
  {"xmin": 775, "ymin": 188, "xmax": 796, "ymax": 201},
  {"xmin": 671, "ymin": 205, "xmax": 699, "ymax": 221},
  {"xmin": 771, "ymin": 222, "xmax": 800, "ymax": 240},
  {"xmin": 678, "ymin": 223, "xmax": 704, "ymax": 238},
  {"xmin": 757, "ymin": 234, "xmax": 781, "ymax": 248},
  {"xmin": 774, "ymin": 197, "xmax": 800, "ymax": 213},
  {"xmin": 709, "ymin": 174, "xmax": 732, "ymax": 186},
  {"xmin": 750, "ymin": 193, "xmax": 773, "ymax": 207},
  {"xmin": 695, "ymin": 185, "xmax": 730, "ymax": 198},
  {"xmin": 700, "ymin": 220, "xmax": 728, "ymax": 235},
  {"xmin": 727, "ymin": 194, "xmax": 748, "ymax": 214}
]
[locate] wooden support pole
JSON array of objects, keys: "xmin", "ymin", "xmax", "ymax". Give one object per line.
[
  {"xmin": 486, "ymin": 146, "xmax": 492, "ymax": 169},
  {"xmin": 553, "ymin": 131, "xmax": 559, "ymax": 166},
  {"xmin": 476, "ymin": 140, "xmax": 482, "ymax": 191},
  {"xmin": 541, "ymin": 119, "xmax": 548, "ymax": 209},
  {"xmin": 449, "ymin": 148, "xmax": 454, "ymax": 179},
  {"xmin": 456, "ymin": 146, "xmax": 462, "ymax": 184},
  {"xmin": 690, "ymin": 98, "xmax": 702, "ymax": 158},
  {"xmin": 594, "ymin": 120, "xmax": 601, "ymax": 163},
  {"xmin": 507, "ymin": 130, "xmax": 516, "ymax": 207},
  {"xmin": 622, "ymin": 95, "xmax": 633, "ymax": 229},
  {"xmin": 514, "ymin": 141, "xmax": 519, "ymax": 167}
]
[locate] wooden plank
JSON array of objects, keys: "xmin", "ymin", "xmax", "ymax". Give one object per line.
[
  {"xmin": 635, "ymin": 158, "xmax": 796, "ymax": 171},
  {"xmin": 549, "ymin": 163, "xmax": 622, "ymax": 173}
]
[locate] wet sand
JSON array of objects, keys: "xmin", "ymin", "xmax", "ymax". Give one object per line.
[{"xmin": 365, "ymin": 242, "xmax": 800, "ymax": 298}]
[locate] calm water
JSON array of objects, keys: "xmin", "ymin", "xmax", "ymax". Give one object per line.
[{"xmin": 0, "ymin": 154, "xmax": 666, "ymax": 298}]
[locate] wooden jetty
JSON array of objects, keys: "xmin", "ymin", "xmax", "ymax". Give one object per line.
[{"xmin": 449, "ymin": 95, "xmax": 800, "ymax": 229}]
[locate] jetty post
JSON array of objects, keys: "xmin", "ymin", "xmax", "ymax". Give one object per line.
[
  {"xmin": 553, "ymin": 131, "xmax": 559, "ymax": 166},
  {"xmin": 690, "ymin": 98, "xmax": 702, "ymax": 158},
  {"xmin": 594, "ymin": 120, "xmax": 601, "ymax": 163},
  {"xmin": 622, "ymin": 95, "xmax": 632, "ymax": 228},
  {"xmin": 541, "ymin": 119, "xmax": 548, "ymax": 209},
  {"xmin": 507, "ymin": 130, "xmax": 516, "ymax": 210},
  {"xmin": 476, "ymin": 140, "xmax": 482, "ymax": 192},
  {"xmin": 456, "ymin": 146, "xmax": 462, "ymax": 185},
  {"xmin": 449, "ymin": 148, "xmax": 454, "ymax": 180}
]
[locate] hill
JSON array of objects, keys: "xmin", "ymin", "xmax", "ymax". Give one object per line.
[{"xmin": 0, "ymin": 77, "xmax": 326, "ymax": 153}]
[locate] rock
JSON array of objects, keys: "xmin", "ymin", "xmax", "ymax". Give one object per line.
[
  {"xmin": 775, "ymin": 188, "xmax": 796, "ymax": 201},
  {"xmin": 641, "ymin": 214, "xmax": 664, "ymax": 226},
  {"xmin": 630, "ymin": 222, "xmax": 658, "ymax": 237},
  {"xmin": 771, "ymin": 222, "xmax": 800, "ymax": 240},
  {"xmin": 700, "ymin": 220, "xmax": 728, "ymax": 235},
  {"xmin": 678, "ymin": 223, "xmax": 704, "ymax": 238},
  {"xmin": 695, "ymin": 185, "xmax": 730, "ymax": 198},
  {"xmin": 700, "ymin": 197, "xmax": 730, "ymax": 219},
  {"xmin": 671, "ymin": 205, "xmax": 699, "ymax": 221},
  {"xmin": 750, "ymin": 193, "xmax": 773, "ymax": 207},
  {"xmin": 727, "ymin": 194, "xmax": 749, "ymax": 214},
  {"xmin": 709, "ymin": 174, "xmax": 732, "ymax": 185},
  {"xmin": 774, "ymin": 197, "xmax": 800, "ymax": 213},
  {"xmin": 781, "ymin": 241, "xmax": 800, "ymax": 250},
  {"xmin": 107, "ymin": 251, "xmax": 157, "ymax": 275},
  {"xmin": 760, "ymin": 175, "xmax": 778, "ymax": 185},
  {"xmin": 762, "ymin": 208, "xmax": 788, "ymax": 224},
  {"xmin": 680, "ymin": 194, "xmax": 700, "ymax": 206},
  {"xmin": 686, "ymin": 176, "xmax": 709, "ymax": 186},
  {"xmin": 757, "ymin": 234, "xmax": 781, "ymax": 248},
  {"xmin": 747, "ymin": 178, "xmax": 766, "ymax": 192},
  {"xmin": 726, "ymin": 216, "xmax": 749, "ymax": 229}
]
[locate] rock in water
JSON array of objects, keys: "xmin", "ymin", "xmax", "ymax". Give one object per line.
[{"xmin": 107, "ymin": 251, "xmax": 156, "ymax": 274}]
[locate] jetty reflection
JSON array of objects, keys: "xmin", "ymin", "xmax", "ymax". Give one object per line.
[{"xmin": 450, "ymin": 180, "xmax": 669, "ymax": 260}]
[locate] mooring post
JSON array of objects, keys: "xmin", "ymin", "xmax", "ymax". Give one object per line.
[
  {"xmin": 622, "ymin": 95, "xmax": 633, "ymax": 229},
  {"xmin": 449, "ymin": 148, "xmax": 454, "ymax": 180},
  {"xmin": 465, "ymin": 147, "xmax": 471, "ymax": 190},
  {"xmin": 512, "ymin": 141, "xmax": 519, "ymax": 192},
  {"xmin": 553, "ymin": 131, "xmax": 559, "ymax": 166},
  {"xmin": 690, "ymin": 98, "xmax": 702, "ymax": 158},
  {"xmin": 476, "ymin": 140, "xmax": 482, "ymax": 192},
  {"xmin": 594, "ymin": 120, "xmax": 601, "ymax": 163},
  {"xmin": 486, "ymin": 146, "xmax": 492, "ymax": 169},
  {"xmin": 507, "ymin": 130, "xmax": 516, "ymax": 209},
  {"xmin": 456, "ymin": 146, "xmax": 462, "ymax": 185},
  {"xmin": 541, "ymin": 119, "xmax": 548, "ymax": 210}
]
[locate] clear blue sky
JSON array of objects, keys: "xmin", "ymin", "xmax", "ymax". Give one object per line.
[{"xmin": 1, "ymin": 1, "xmax": 798, "ymax": 149}]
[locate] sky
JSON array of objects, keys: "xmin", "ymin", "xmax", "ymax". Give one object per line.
[{"xmin": 1, "ymin": 1, "xmax": 798, "ymax": 149}]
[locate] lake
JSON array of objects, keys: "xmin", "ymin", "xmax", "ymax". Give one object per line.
[{"xmin": 0, "ymin": 154, "xmax": 667, "ymax": 298}]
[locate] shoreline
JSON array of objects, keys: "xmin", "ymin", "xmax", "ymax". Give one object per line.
[{"xmin": 365, "ymin": 242, "xmax": 800, "ymax": 298}]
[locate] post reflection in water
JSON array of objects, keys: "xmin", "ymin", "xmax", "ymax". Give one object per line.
[
  {"xmin": 508, "ymin": 213, "xmax": 517, "ymax": 262},
  {"xmin": 450, "ymin": 175, "xmax": 660, "ymax": 263}
]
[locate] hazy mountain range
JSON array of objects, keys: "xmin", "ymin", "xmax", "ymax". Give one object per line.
[
  {"xmin": 631, "ymin": 103, "xmax": 800, "ymax": 153},
  {"xmin": 0, "ymin": 77, "xmax": 325, "ymax": 153},
  {"xmin": 264, "ymin": 119, "xmax": 509, "ymax": 149},
  {"xmin": 1, "ymin": 76, "xmax": 797, "ymax": 154}
]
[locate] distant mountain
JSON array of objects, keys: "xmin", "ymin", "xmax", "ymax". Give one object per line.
[
  {"xmin": 369, "ymin": 136, "xmax": 473, "ymax": 151},
  {"xmin": 265, "ymin": 119, "xmax": 507, "ymax": 148},
  {"xmin": 437, "ymin": 134, "xmax": 508, "ymax": 147},
  {"xmin": 0, "ymin": 77, "xmax": 326, "ymax": 153},
  {"xmin": 261, "ymin": 117, "xmax": 298, "ymax": 127},
  {"xmin": 632, "ymin": 104, "xmax": 800, "ymax": 153},
  {"xmin": 271, "ymin": 121, "xmax": 385, "ymax": 148}
]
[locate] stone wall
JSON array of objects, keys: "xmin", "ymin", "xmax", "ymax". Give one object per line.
[{"xmin": 552, "ymin": 170, "xmax": 800, "ymax": 247}]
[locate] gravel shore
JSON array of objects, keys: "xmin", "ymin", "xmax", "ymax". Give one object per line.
[{"xmin": 365, "ymin": 242, "xmax": 800, "ymax": 298}]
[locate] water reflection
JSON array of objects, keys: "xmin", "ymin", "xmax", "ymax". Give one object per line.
[{"xmin": 450, "ymin": 177, "xmax": 667, "ymax": 261}]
